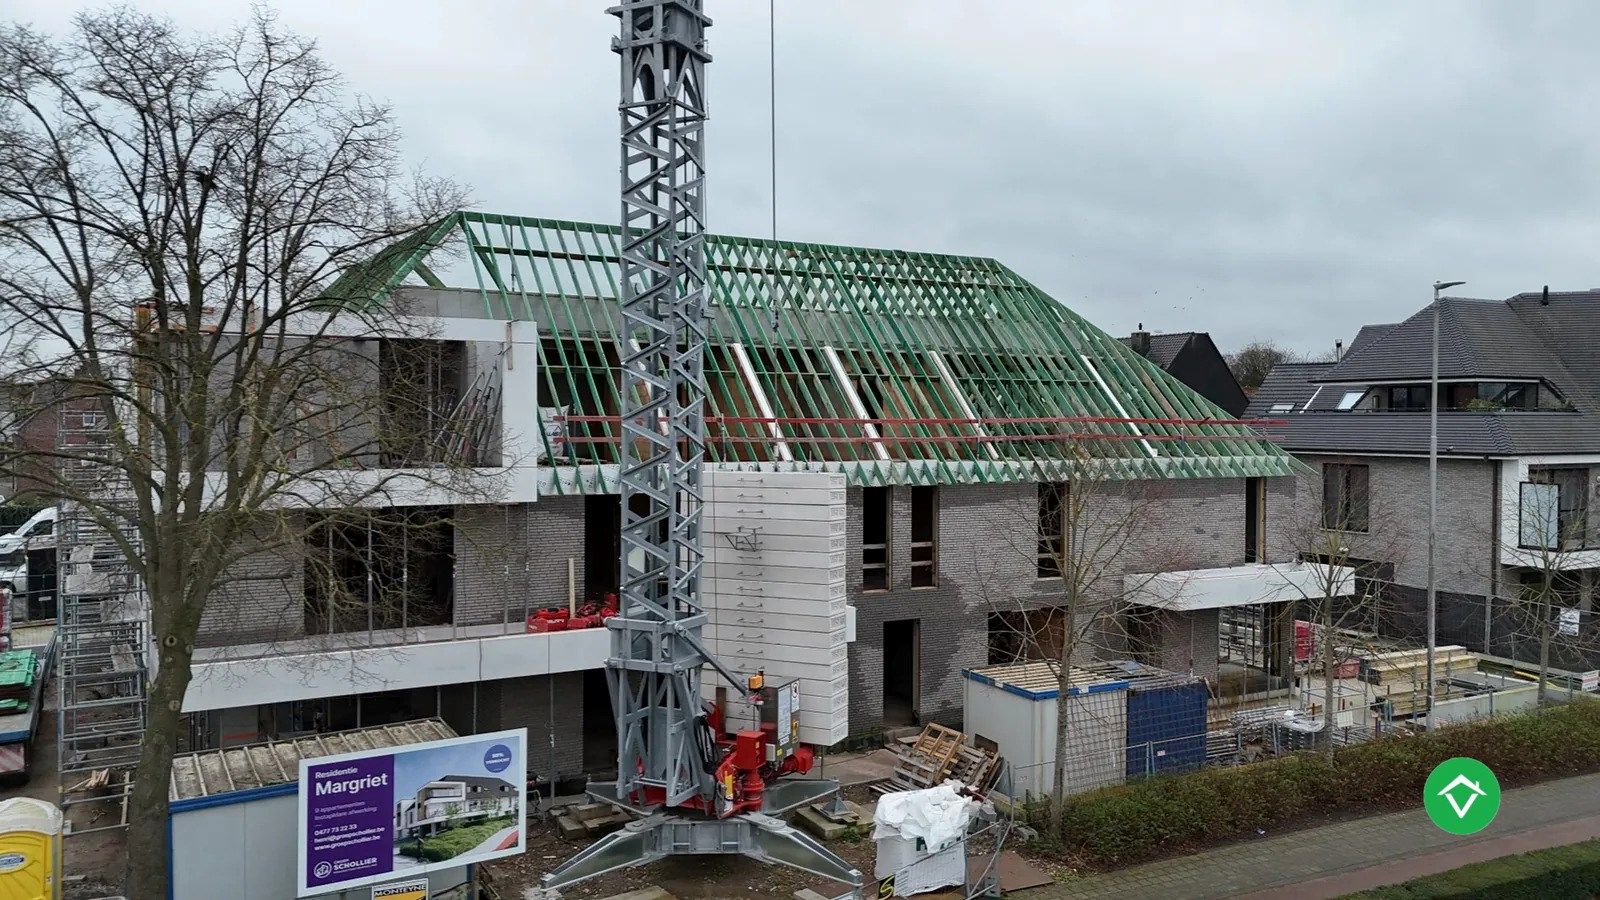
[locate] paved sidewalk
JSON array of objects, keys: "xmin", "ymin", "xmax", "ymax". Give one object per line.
[{"xmin": 1034, "ymin": 771, "xmax": 1600, "ymax": 899}]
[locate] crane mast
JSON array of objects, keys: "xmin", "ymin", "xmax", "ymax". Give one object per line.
[
  {"xmin": 610, "ymin": 0, "xmax": 719, "ymax": 810},
  {"xmin": 542, "ymin": 5, "xmax": 861, "ymax": 893}
]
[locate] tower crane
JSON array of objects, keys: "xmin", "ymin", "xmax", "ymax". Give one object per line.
[{"xmin": 541, "ymin": 4, "xmax": 862, "ymax": 895}]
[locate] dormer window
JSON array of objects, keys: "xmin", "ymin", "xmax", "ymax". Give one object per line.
[{"xmin": 1340, "ymin": 380, "xmax": 1567, "ymax": 412}]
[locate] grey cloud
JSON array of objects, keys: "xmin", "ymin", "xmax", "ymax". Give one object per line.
[{"xmin": 13, "ymin": 0, "xmax": 1600, "ymax": 355}]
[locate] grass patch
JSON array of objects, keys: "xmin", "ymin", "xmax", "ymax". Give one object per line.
[
  {"xmin": 1348, "ymin": 839, "xmax": 1600, "ymax": 899},
  {"xmin": 1035, "ymin": 701, "xmax": 1600, "ymax": 869},
  {"xmin": 401, "ymin": 815, "xmax": 517, "ymax": 863}
]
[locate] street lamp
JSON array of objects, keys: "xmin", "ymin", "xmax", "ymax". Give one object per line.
[{"xmin": 1427, "ymin": 280, "xmax": 1465, "ymax": 725}]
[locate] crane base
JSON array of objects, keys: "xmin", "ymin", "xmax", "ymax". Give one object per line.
[{"xmin": 540, "ymin": 811, "xmax": 864, "ymax": 899}]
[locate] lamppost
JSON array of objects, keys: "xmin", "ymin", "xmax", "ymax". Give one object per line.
[{"xmin": 1428, "ymin": 279, "xmax": 1465, "ymax": 725}]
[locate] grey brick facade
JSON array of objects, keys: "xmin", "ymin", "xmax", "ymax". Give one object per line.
[
  {"xmin": 195, "ymin": 475, "xmax": 1307, "ymax": 756},
  {"xmin": 844, "ymin": 476, "xmax": 1281, "ymax": 738},
  {"xmin": 1287, "ymin": 454, "xmax": 1494, "ymax": 598},
  {"xmin": 195, "ymin": 522, "xmax": 306, "ymax": 649},
  {"xmin": 478, "ymin": 673, "xmax": 586, "ymax": 783},
  {"xmin": 454, "ymin": 498, "xmax": 588, "ymax": 627}
]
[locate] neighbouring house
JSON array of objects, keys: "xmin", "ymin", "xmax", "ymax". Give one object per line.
[
  {"xmin": 1120, "ymin": 328, "xmax": 1250, "ymax": 417},
  {"xmin": 134, "ymin": 212, "xmax": 1340, "ymax": 784},
  {"xmin": 0, "ymin": 373, "xmax": 90, "ymax": 503},
  {"xmin": 395, "ymin": 774, "xmax": 518, "ymax": 839},
  {"xmin": 1249, "ymin": 289, "xmax": 1600, "ymax": 671}
]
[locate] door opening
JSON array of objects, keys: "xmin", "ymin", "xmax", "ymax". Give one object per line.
[{"xmin": 882, "ymin": 619, "xmax": 920, "ymax": 726}]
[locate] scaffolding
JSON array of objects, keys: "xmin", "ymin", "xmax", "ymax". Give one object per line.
[{"xmin": 55, "ymin": 402, "xmax": 149, "ymax": 834}]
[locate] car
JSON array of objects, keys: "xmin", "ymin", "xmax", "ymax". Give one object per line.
[{"xmin": 0, "ymin": 508, "xmax": 55, "ymax": 558}]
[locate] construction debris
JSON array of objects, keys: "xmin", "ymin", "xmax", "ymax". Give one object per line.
[{"xmin": 873, "ymin": 724, "xmax": 1002, "ymax": 796}]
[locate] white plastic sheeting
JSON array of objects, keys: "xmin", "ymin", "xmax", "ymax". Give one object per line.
[{"xmin": 871, "ymin": 782, "xmax": 981, "ymax": 850}]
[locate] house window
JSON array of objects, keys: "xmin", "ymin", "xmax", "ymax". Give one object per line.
[
  {"xmin": 1321, "ymin": 463, "xmax": 1369, "ymax": 532},
  {"xmin": 1037, "ymin": 482, "xmax": 1067, "ymax": 578},
  {"xmin": 910, "ymin": 487, "xmax": 938, "ymax": 588},
  {"xmin": 1528, "ymin": 466, "xmax": 1590, "ymax": 549},
  {"xmin": 862, "ymin": 487, "xmax": 890, "ymax": 591}
]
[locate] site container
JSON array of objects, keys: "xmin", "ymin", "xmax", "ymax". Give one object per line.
[
  {"xmin": 1123, "ymin": 671, "xmax": 1209, "ymax": 778},
  {"xmin": 960, "ymin": 663, "xmax": 1129, "ymax": 799}
]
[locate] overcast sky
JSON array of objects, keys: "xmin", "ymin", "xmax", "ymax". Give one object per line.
[{"xmin": 13, "ymin": 1, "xmax": 1600, "ymax": 356}]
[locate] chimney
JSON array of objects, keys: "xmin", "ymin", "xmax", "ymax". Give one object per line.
[
  {"xmin": 1335, "ymin": 339, "xmax": 1344, "ymax": 361},
  {"xmin": 1130, "ymin": 323, "xmax": 1151, "ymax": 356}
]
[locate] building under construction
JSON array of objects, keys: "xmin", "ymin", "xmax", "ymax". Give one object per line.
[{"xmin": 173, "ymin": 211, "xmax": 1331, "ymax": 788}]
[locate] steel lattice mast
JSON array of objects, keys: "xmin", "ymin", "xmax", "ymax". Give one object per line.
[
  {"xmin": 609, "ymin": 0, "xmax": 722, "ymax": 809},
  {"xmin": 543, "ymin": 7, "xmax": 862, "ymax": 893}
]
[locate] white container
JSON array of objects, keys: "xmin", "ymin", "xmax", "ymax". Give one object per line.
[{"xmin": 961, "ymin": 663, "xmax": 1129, "ymax": 798}]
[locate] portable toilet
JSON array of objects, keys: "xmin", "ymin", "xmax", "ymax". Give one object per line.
[{"xmin": 0, "ymin": 797, "xmax": 62, "ymax": 900}]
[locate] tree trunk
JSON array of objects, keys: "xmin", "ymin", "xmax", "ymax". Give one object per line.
[
  {"xmin": 124, "ymin": 633, "xmax": 195, "ymax": 898},
  {"xmin": 1051, "ymin": 692, "xmax": 1070, "ymax": 834},
  {"xmin": 1320, "ymin": 596, "xmax": 1336, "ymax": 763},
  {"xmin": 1537, "ymin": 614, "xmax": 1552, "ymax": 710}
]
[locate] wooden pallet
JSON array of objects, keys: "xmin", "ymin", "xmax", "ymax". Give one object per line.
[
  {"xmin": 872, "ymin": 724, "xmax": 1001, "ymax": 795},
  {"xmin": 948, "ymin": 744, "xmax": 1002, "ymax": 792}
]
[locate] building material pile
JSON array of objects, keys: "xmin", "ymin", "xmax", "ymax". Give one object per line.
[
  {"xmin": 1362, "ymin": 646, "xmax": 1479, "ymax": 716},
  {"xmin": 873, "ymin": 723, "xmax": 1001, "ymax": 795},
  {"xmin": 0, "ymin": 650, "xmax": 37, "ymax": 713}
]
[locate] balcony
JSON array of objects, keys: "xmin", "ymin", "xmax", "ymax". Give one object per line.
[
  {"xmin": 1125, "ymin": 562, "xmax": 1355, "ymax": 611},
  {"xmin": 182, "ymin": 621, "xmax": 608, "ymax": 713}
]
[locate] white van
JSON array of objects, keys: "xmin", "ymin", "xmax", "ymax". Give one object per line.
[{"xmin": 0, "ymin": 509, "xmax": 55, "ymax": 593}]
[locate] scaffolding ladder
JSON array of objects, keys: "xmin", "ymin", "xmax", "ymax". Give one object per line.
[{"xmin": 55, "ymin": 403, "xmax": 149, "ymax": 834}]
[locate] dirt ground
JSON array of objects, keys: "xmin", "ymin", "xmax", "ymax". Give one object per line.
[
  {"xmin": 482, "ymin": 785, "xmax": 1075, "ymax": 900},
  {"xmin": 1, "ymin": 701, "xmax": 128, "ymax": 899}
]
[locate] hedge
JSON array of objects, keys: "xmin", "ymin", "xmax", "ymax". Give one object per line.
[
  {"xmin": 1038, "ymin": 700, "xmax": 1600, "ymax": 868},
  {"xmin": 1351, "ymin": 838, "xmax": 1600, "ymax": 899}
]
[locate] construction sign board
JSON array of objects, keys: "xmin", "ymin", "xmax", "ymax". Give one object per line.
[{"xmin": 296, "ymin": 729, "xmax": 526, "ymax": 896}]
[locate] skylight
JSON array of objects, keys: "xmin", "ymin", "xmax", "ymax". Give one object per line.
[{"xmin": 1337, "ymin": 391, "xmax": 1365, "ymax": 410}]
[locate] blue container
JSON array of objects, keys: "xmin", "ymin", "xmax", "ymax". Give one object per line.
[{"xmin": 1124, "ymin": 677, "xmax": 1208, "ymax": 778}]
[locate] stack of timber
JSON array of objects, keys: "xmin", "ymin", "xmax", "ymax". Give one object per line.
[
  {"xmin": 874, "ymin": 723, "xmax": 1002, "ymax": 795},
  {"xmin": 1362, "ymin": 646, "xmax": 1479, "ymax": 716},
  {"xmin": 0, "ymin": 650, "xmax": 37, "ymax": 713}
]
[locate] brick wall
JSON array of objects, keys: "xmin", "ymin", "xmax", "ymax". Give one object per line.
[
  {"xmin": 196, "ymin": 519, "xmax": 307, "ymax": 648},
  {"xmin": 1283, "ymin": 455, "xmax": 1495, "ymax": 597},
  {"xmin": 845, "ymin": 476, "xmax": 1255, "ymax": 738},
  {"xmin": 487, "ymin": 673, "xmax": 586, "ymax": 782},
  {"xmin": 199, "ymin": 498, "xmax": 589, "ymax": 645}
]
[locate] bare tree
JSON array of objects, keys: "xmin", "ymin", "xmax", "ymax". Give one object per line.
[
  {"xmin": 1499, "ymin": 473, "xmax": 1600, "ymax": 707},
  {"xmin": 1227, "ymin": 341, "xmax": 1300, "ymax": 394},
  {"xmin": 1266, "ymin": 473, "xmax": 1407, "ymax": 760},
  {"xmin": 980, "ymin": 454, "xmax": 1187, "ymax": 829},
  {"xmin": 0, "ymin": 9, "xmax": 474, "ymax": 895}
]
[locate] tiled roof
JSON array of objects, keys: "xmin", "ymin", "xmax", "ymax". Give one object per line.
[{"xmin": 1256, "ymin": 291, "xmax": 1600, "ymax": 456}]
